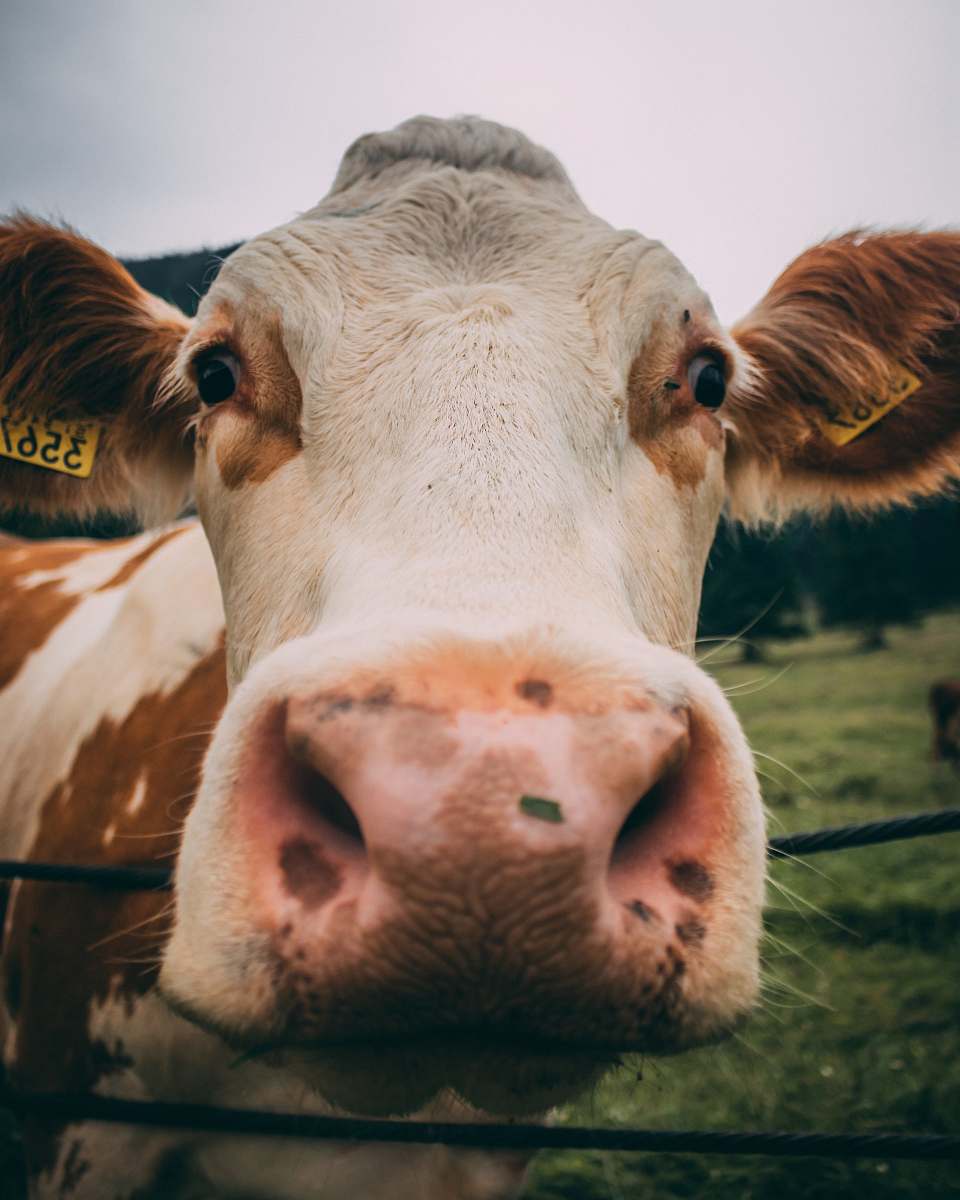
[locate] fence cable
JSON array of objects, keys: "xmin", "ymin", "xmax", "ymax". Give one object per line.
[
  {"xmin": 3, "ymin": 1091, "xmax": 959, "ymax": 1160},
  {"xmin": 765, "ymin": 807, "xmax": 960, "ymax": 858},
  {"xmin": 1, "ymin": 809, "xmax": 958, "ymax": 890}
]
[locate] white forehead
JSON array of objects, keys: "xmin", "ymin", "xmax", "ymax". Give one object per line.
[
  {"xmin": 186, "ymin": 118, "xmax": 730, "ymax": 683},
  {"xmin": 195, "ymin": 116, "xmax": 712, "ymax": 381}
]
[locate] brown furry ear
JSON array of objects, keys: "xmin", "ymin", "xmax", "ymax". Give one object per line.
[
  {"xmin": 0, "ymin": 215, "xmax": 196, "ymax": 523},
  {"xmin": 726, "ymin": 230, "xmax": 960, "ymax": 521}
]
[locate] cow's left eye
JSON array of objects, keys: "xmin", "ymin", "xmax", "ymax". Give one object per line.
[
  {"xmin": 688, "ymin": 355, "xmax": 726, "ymax": 409},
  {"xmin": 196, "ymin": 352, "xmax": 239, "ymax": 405}
]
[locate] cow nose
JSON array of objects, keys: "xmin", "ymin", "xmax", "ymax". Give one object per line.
[{"xmin": 239, "ymin": 687, "xmax": 702, "ymax": 950}]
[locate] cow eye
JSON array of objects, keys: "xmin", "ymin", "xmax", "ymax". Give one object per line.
[
  {"xmin": 688, "ymin": 355, "xmax": 726, "ymax": 409},
  {"xmin": 196, "ymin": 352, "xmax": 239, "ymax": 405}
]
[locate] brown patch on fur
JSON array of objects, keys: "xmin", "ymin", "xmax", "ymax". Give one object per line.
[
  {"xmin": 516, "ymin": 678, "xmax": 553, "ymax": 707},
  {"xmin": 627, "ymin": 336, "xmax": 726, "ymax": 492},
  {"xmin": 667, "ymin": 859, "xmax": 715, "ymax": 902},
  {"xmin": 94, "ymin": 527, "xmax": 187, "ymax": 590},
  {"xmin": 217, "ymin": 424, "xmax": 301, "ymax": 489},
  {"xmin": 0, "ymin": 216, "xmax": 195, "ymax": 518},
  {"xmin": 0, "ymin": 537, "xmax": 94, "ymax": 688},
  {"xmin": 729, "ymin": 230, "xmax": 960, "ymax": 508},
  {"xmin": 691, "ymin": 406, "xmax": 724, "ymax": 451},
  {"xmin": 4, "ymin": 641, "xmax": 226, "ymax": 1180},
  {"xmin": 649, "ymin": 438, "xmax": 709, "ymax": 491},
  {"xmin": 0, "ymin": 532, "xmax": 188, "ymax": 690},
  {"xmin": 627, "ymin": 899, "xmax": 658, "ymax": 923},
  {"xmin": 191, "ymin": 303, "xmax": 303, "ymax": 490},
  {"xmin": 279, "ymin": 839, "xmax": 343, "ymax": 910}
]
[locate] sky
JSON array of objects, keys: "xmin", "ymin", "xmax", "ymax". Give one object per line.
[{"xmin": 1, "ymin": 0, "xmax": 957, "ymax": 322}]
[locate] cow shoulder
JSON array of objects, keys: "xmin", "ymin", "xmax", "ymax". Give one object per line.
[{"xmin": 0, "ymin": 522, "xmax": 227, "ymax": 1184}]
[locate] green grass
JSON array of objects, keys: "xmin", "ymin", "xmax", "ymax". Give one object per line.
[{"xmin": 528, "ymin": 612, "xmax": 960, "ymax": 1199}]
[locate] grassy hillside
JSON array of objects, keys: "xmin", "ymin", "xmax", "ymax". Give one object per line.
[{"xmin": 529, "ymin": 612, "xmax": 960, "ymax": 1199}]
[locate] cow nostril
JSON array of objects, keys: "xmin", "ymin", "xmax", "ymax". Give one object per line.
[
  {"xmin": 295, "ymin": 765, "xmax": 365, "ymax": 847},
  {"xmin": 611, "ymin": 778, "xmax": 673, "ymax": 864}
]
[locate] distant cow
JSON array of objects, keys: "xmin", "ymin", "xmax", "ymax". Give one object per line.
[
  {"xmin": 1, "ymin": 116, "xmax": 959, "ymax": 1199},
  {"xmin": 930, "ymin": 680, "xmax": 960, "ymax": 766}
]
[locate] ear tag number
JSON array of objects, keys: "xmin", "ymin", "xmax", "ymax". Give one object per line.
[
  {"xmin": 0, "ymin": 404, "xmax": 101, "ymax": 478},
  {"xmin": 817, "ymin": 365, "xmax": 922, "ymax": 447}
]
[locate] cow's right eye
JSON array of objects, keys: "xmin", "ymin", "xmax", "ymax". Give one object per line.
[
  {"xmin": 196, "ymin": 352, "xmax": 239, "ymax": 405},
  {"xmin": 688, "ymin": 354, "xmax": 726, "ymax": 409}
]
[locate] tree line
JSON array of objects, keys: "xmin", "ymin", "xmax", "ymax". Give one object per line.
[{"xmin": 700, "ymin": 500, "xmax": 960, "ymax": 659}]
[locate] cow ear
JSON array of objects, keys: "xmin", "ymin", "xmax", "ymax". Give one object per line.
[
  {"xmin": 724, "ymin": 230, "xmax": 960, "ymax": 522},
  {"xmin": 0, "ymin": 215, "xmax": 197, "ymax": 525}
]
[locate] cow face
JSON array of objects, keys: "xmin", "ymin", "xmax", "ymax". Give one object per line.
[
  {"xmin": 181, "ymin": 212, "xmax": 732, "ymax": 684},
  {"xmin": 1, "ymin": 116, "xmax": 958, "ymax": 1117}
]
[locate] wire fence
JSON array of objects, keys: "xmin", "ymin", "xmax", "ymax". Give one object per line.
[
  {"xmin": 2, "ymin": 807, "xmax": 959, "ymax": 1163},
  {"xmin": 4, "ymin": 1092, "xmax": 960, "ymax": 1160},
  {"xmin": 2, "ymin": 808, "xmax": 959, "ymax": 890}
]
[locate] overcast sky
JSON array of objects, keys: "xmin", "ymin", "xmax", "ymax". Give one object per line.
[{"xmin": 1, "ymin": 0, "xmax": 956, "ymax": 322}]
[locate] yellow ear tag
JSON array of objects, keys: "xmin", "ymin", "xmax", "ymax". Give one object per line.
[
  {"xmin": 816, "ymin": 365, "xmax": 922, "ymax": 447},
  {"xmin": 0, "ymin": 405, "xmax": 102, "ymax": 478}
]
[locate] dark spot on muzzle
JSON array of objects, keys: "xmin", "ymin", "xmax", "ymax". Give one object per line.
[
  {"xmin": 668, "ymin": 859, "xmax": 715, "ymax": 903},
  {"xmin": 516, "ymin": 678, "xmax": 553, "ymax": 707},
  {"xmin": 279, "ymin": 839, "xmax": 342, "ymax": 910},
  {"xmin": 626, "ymin": 899, "xmax": 658, "ymax": 923},
  {"xmin": 675, "ymin": 918, "xmax": 707, "ymax": 946}
]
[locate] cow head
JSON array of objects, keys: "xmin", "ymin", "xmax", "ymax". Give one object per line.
[{"xmin": 1, "ymin": 117, "xmax": 958, "ymax": 1117}]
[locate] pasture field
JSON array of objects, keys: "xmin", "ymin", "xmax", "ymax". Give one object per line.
[
  {"xmin": 530, "ymin": 611, "xmax": 960, "ymax": 1199},
  {"xmin": 2, "ymin": 615, "xmax": 959, "ymax": 1196}
]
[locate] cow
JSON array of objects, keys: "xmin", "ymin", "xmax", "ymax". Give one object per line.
[
  {"xmin": 930, "ymin": 679, "xmax": 960, "ymax": 767},
  {"xmin": 0, "ymin": 115, "xmax": 957, "ymax": 1199}
]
